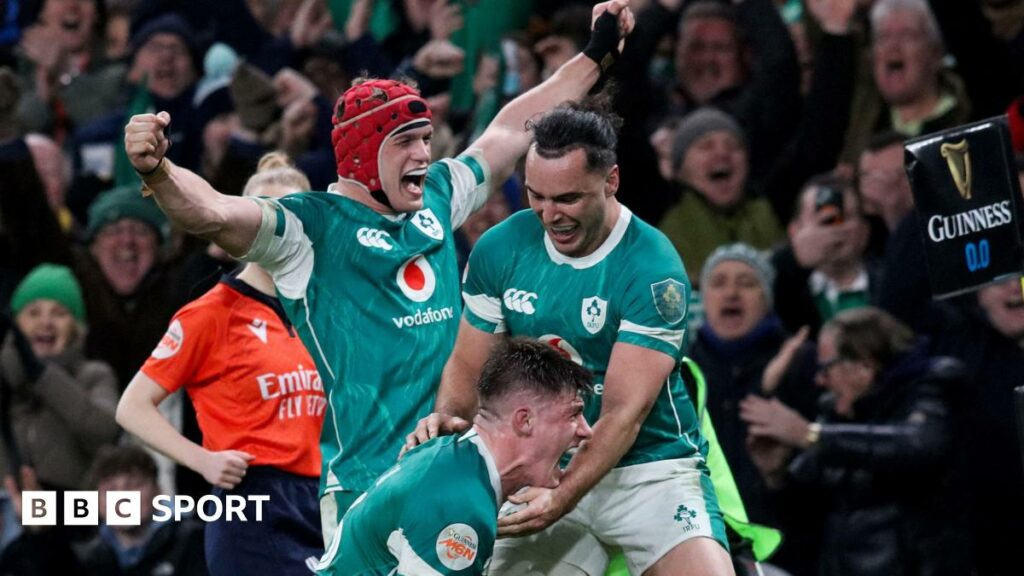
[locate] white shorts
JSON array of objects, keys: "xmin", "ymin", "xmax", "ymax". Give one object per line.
[{"xmin": 487, "ymin": 457, "xmax": 727, "ymax": 576}]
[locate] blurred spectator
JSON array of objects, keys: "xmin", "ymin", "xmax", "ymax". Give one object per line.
[
  {"xmin": 771, "ymin": 174, "xmax": 876, "ymax": 336},
  {"xmin": 118, "ymin": 154, "xmax": 324, "ymax": 576},
  {"xmin": 658, "ymin": 108, "xmax": 784, "ymax": 285},
  {"xmin": 69, "ymin": 13, "xmax": 207, "ymax": 222},
  {"xmin": 24, "ymin": 132, "xmax": 75, "ymax": 233},
  {"xmin": 687, "ymin": 243, "xmax": 821, "ymax": 575},
  {"xmin": 103, "ymin": 0, "xmax": 137, "ymax": 62},
  {"xmin": 0, "ymin": 264, "xmax": 118, "ymax": 491},
  {"xmin": 741, "ymin": 307, "xmax": 971, "ymax": 576},
  {"xmin": 934, "ymin": 276, "xmax": 1024, "ymax": 575},
  {"xmin": 840, "ymin": 0, "xmax": 969, "ymax": 162},
  {"xmin": 71, "ymin": 187, "xmax": 185, "ymax": 389},
  {"xmin": 0, "ymin": 67, "xmax": 72, "ymax": 305},
  {"xmin": 15, "ymin": 0, "xmax": 127, "ymax": 141},
  {"xmin": 75, "ymin": 445, "xmax": 208, "ymax": 575}
]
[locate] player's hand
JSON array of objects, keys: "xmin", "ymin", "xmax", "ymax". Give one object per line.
[
  {"xmin": 124, "ymin": 111, "xmax": 171, "ymax": 173},
  {"xmin": 496, "ymin": 486, "xmax": 570, "ymax": 537},
  {"xmin": 196, "ymin": 449, "xmax": 254, "ymax": 489},
  {"xmin": 399, "ymin": 413, "xmax": 470, "ymax": 459}
]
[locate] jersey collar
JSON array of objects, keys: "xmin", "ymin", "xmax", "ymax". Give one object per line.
[
  {"xmin": 463, "ymin": 429, "xmax": 502, "ymax": 508},
  {"xmin": 542, "ymin": 205, "xmax": 632, "ymax": 269},
  {"xmin": 222, "ymin": 273, "xmax": 294, "ymax": 332}
]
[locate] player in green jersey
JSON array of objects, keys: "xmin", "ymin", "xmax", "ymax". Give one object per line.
[
  {"xmin": 325, "ymin": 338, "xmax": 592, "ymax": 575},
  {"xmin": 406, "ymin": 99, "xmax": 734, "ymax": 575},
  {"xmin": 123, "ymin": 0, "xmax": 637, "ymax": 556}
]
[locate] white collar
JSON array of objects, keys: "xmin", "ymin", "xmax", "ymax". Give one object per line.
[
  {"xmin": 809, "ymin": 267, "xmax": 869, "ymax": 302},
  {"xmin": 543, "ymin": 205, "xmax": 632, "ymax": 269},
  {"xmin": 463, "ymin": 429, "xmax": 502, "ymax": 507}
]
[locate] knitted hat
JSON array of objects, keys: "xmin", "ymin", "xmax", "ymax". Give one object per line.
[
  {"xmin": 86, "ymin": 186, "xmax": 169, "ymax": 243},
  {"xmin": 671, "ymin": 108, "xmax": 746, "ymax": 172},
  {"xmin": 11, "ymin": 264, "xmax": 86, "ymax": 322},
  {"xmin": 700, "ymin": 243, "xmax": 775, "ymax": 308},
  {"xmin": 130, "ymin": 13, "xmax": 200, "ymax": 70}
]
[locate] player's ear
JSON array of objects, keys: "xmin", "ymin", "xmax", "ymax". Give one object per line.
[
  {"xmin": 605, "ymin": 165, "xmax": 619, "ymax": 197},
  {"xmin": 511, "ymin": 406, "xmax": 533, "ymax": 436}
]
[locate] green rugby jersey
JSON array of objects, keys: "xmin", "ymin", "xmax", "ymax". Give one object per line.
[
  {"xmin": 245, "ymin": 153, "xmax": 489, "ymax": 495},
  {"xmin": 327, "ymin": 430, "xmax": 499, "ymax": 575},
  {"xmin": 463, "ymin": 207, "xmax": 707, "ymax": 466}
]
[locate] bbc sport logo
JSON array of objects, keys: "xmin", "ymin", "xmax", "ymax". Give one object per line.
[{"xmin": 21, "ymin": 491, "xmax": 270, "ymax": 526}]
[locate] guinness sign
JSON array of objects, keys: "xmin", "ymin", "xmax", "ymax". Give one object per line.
[{"xmin": 905, "ymin": 116, "xmax": 1024, "ymax": 299}]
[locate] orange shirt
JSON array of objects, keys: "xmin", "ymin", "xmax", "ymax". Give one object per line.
[{"xmin": 142, "ymin": 277, "xmax": 324, "ymax": 477}]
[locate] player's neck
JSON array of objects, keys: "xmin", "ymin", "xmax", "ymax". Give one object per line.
[
  {"xmin": 336, "ymin": 179, "xmax": 400, "ymax": 216},
  {"xmin": 577, "ymin": 199, "xmax": 622, "ymax": 258},
  {"xmin": 236, "ymin": 264, "xmax": 276, "ymax": 296},
  {"xmin": 473, "ymin": 420, "xmax": 522, "ymax": 501}
]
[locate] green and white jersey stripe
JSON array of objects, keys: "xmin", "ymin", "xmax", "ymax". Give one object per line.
[
  {"xmin": 462, "ymin": 207, "xmax": 707, "ymax": 466},
  {"xmin": 244, "ymin": 152, "xmax": 489, "ymax": 495}
]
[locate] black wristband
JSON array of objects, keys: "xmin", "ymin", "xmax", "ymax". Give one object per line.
[
  {"xmin": 136, "ymin": 157, "xmax": 164, "ymax": 176},
  {"xmin": 582, "ymin": 10, "xmax": 621, "ymax": 74}
]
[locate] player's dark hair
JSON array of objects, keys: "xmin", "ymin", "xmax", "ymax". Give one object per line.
[
  {"xmin": 528, "ymin": 94, "xmax": 622, "ymax": 172},
  {"xmin": 478, "ymin": 338, "xmax": 593, "ymax": 405},
  {"xmin": 88, "ymin": 444, "xmax": 159, "ymax": 488}
]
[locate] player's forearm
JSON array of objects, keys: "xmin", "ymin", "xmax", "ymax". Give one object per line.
[
  {"xmin": 145, "ymin": 159, "xmax": 260, "ymax": 256},
  {"xmin": 556, "ymin": 409, "xmax": 643, "ymax": 507},
  {"xmin": 435, "ymin": 357, "xmax": 481, "ymax": 420}
]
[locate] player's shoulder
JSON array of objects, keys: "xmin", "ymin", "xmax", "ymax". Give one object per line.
[
  {"xmin": 476, "ymin": 209, "xmax": 542, "ymax": 248},
  {"xmin": 624, "ymin": 212, "xmax": 682, "ymax": 260}
]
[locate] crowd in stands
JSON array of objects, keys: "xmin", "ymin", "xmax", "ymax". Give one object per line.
[{"xmin": 1, "ymin": 0, "xmax": 1022, "ymax": 574}]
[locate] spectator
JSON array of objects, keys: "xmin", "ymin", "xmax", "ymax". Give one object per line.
[
  {"xmin": 771, "ymin": 174, "xmax": 876, "ymax": 336},
  {"xmin": 15, "ymin": 0, "xmax": 127, "ymax": 140},
  {"xmin": 741, "ymin": 307, "xmax": 971, "ymax": 576},
  {"xmin": 71, "ymin": 187, "xmax": 184, "ymax": 389},
  {"xmin": 688, "ymin": 243, "xmax": 821, "ymax": 576},
  {"xmin": 0, "ymin": 263, "xmax": 118, "ymax": 491},
  {"xmin": 658, "ymin": 108, "xmax": 784, "ymax": 285},
  {"xmin": 75, "ymin": 445, "xmax": 208, "ymax": 576},
  {"xmin": 840, "ymin": 0, "xmax": 969, "ymax": 162},
  {"xmin": 25, "ymin": 133, "xmax": 75, "ymax": 233},
  {"xmin": 117, "ymin": 154, "xmax": 325, "ymax": 576}
]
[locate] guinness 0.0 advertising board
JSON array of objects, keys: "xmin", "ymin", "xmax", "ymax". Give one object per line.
[{"xmin": 904, "ymin": 116, "xmax": 1024, "ymax": 299}]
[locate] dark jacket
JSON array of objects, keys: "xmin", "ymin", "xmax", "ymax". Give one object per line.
[
  {"xmin": 74, "ymin": 518, "xmax": 208, "ymax": 576},
  {"xmin": 790, "ymin": 349, "xmax": 971, "ymax": 576}
]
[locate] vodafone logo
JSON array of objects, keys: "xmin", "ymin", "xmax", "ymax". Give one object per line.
[
  {"xmin": 152, "ymin": 320, "xmax": 184, "ymax": 359},
  {"xmin": 538, "ymin": 334, "xmax": 583, "ymax": 366},
  {"xmin": 396, "ymin": 255, "xmax": 436, "ymax": 302},
  {"xmin": 435, "ymin": 523, "xmax": 478, "ymax": 570}
]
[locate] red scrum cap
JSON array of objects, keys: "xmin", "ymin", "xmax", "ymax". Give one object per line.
[{"xmin": 331, "ymin": 79, "xmax": 432, "ymax": 193}]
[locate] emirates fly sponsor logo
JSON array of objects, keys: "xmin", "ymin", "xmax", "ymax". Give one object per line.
[
  {"xmin": 436, "ymin": 523, "xmax": 478, "ymax": 570},
  {"xmin": 257, "ymin": 365, "xmax": 326, "ymax": 420}
]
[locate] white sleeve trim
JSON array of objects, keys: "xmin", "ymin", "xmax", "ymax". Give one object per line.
[
  {"xmin": 240, "ymin": 197, "xmax": 315, "ymax": 300},
  {"xmin": 388, "ymin": 529, "xmax": 445, "ymax": 576},
  {"xmin": 619, "ymin": 320, "xmax": 685, "ymax": 350},
  {"xmin": 463, "ymin": 292, "xmax": 506, "ymax": 333},
  {"xmin": 445, "ymin": 149, "xmax": 491, "ymax": 230}
]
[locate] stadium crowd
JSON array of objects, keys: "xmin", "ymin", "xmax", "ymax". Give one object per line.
[{"xmin": 0, "ymin": 0, "xmax": 1022, "ymax": 574}]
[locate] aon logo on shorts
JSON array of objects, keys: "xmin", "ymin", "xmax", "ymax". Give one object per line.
[{"xmin": 503, "ymin": 289, "xmax": 538, "ymax": 314}]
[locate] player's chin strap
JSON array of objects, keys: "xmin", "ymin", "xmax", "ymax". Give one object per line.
[{"xmin": 370, "ymin": 189, "xmax": 393, "ymax": 210}]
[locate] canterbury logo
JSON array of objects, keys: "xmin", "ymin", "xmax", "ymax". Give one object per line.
[
  {"xmin": 940, "ymin": 139, "xmax": 972, "ymax": 200},
  {"xmin": 503, "ymin": 289, "xmax": 538, "ymax": 314},
  {"xmin": 357, "ymin": 227, "xmax": 393, "ymax": 250}
]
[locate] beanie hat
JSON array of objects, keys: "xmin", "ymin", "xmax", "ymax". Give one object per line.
[
  {"xmin": 130, "ymin": 13, "xmax": 200, "ymax": 70},
  {"xmin": 86, "ymin": 186, "xmax": 169, "ymax": 243},
  {"xmin": 11, "ymin": 264, "xmax": 86, "ymax": 322},
  {"xmin": 671, "ymin": 108, "xmax": 746, "ymax": 173},
  {"xmin": 700, "ymin": 243, "xmax": 775, "ymax": 308}
]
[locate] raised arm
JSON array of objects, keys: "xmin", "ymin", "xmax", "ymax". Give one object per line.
[
  {"xmin": 124, "ymin": 111, "xmax": 262, "ymax": 257},
  {"xmin": 499, "ymin": 342, "xmax": 674, "ymax": 535},
  {"xmin": 468, "ymin": 0, "xmax": 635, "ymax": 183}
]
